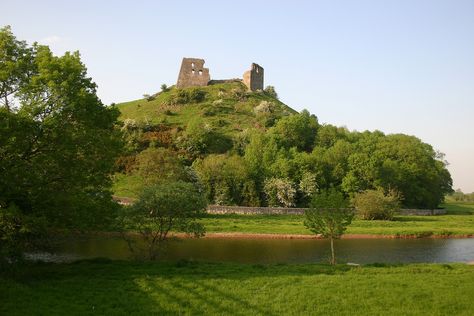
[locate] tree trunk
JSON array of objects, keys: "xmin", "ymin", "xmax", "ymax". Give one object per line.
[{"xmin": 330, "ymin": 236, "xmax": 336, "ymax": 265}]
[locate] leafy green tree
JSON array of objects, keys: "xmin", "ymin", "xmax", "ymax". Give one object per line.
[
  {"xmin": 119, "ymin": 181, "xmax": 207, "ymax": 259},
  {"xmin": 135, "ymin": 147, "xmax": 188, "ymax": 186},
  {"xmin": 0, "ymin": 26, "xmax": 34, "ymax": 111},
  {"xmin": 0, "ymin": 27, "xmax": 122, "ymax": 259},
  {"xmin": 269, "ymin": 109, "xmax": 319, "ymax": 152},
  {"xmin": 352, "ymin": 189, "xmax": 401, "ymax": 220},
  {"xmin": 304, "ymin": 189, "xmax": 354, "ymax": 265},
  {"xmin": 193, "ymin": 154, "xmax": 256, "ymax": 205}
]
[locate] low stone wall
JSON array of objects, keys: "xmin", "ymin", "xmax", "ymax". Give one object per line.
[
  {"xmin": 207, "ymin": 205, "xmax": 447, "ymax": 216},
  {"xmin": 207, "ymin": 205, "xmax": 306, "ymax": 215},
  {"xmin": 398, "ymin": 209, "xmax": 446, "ymax": 216}
]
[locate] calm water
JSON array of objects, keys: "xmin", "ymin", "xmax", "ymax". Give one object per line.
[{"xmin": 28, "ymin": 236, "xmax": 474, "ymax": 264}]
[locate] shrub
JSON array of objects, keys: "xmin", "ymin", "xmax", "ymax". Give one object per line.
[
  {"xmin": 264, "ymin": 85, "xmax": 278, "ymax": 99},
  {"xmin": 143, "ymin": 94, "xmax": 155, "ymax": 101},
  {"xmin": 264, "ymin": 178, "xmax": 296, "ymax": 207},
  {"xmin": 189, "ymin": 88, "xmax": 206, "ymax": 102},
  {"xmin": 352, "ymin": 189, "xmax": 401, "ymax": 220},
  {"xmin": 254, "ymin": 101, "xmax": 275, "ymax": 114},
  {"xmin": 160, "ymin": 83, "xmax": 170, "ymax": 92}
]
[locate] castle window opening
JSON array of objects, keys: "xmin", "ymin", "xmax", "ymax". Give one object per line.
[{"xmin": 199, "ymin": 70, "xmax": 203, "ymax": 75}]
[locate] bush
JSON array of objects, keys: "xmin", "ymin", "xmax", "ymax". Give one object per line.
[
  {"xmin": 264, "ymin": 85, "xmax": 278, "ymax": 99},
  {"xmin": 352, "ymin": 189, "xmax": 401, "ymax": 220},
  {"xmin": 264, "ymin": 178, "xmax": 296, "ymax": 207},
  {"xmin": 143, "ymin": 94, "xmax": 155, "ymax": 101},
  {"xmin": 160, "ymin": 84, "xmax": 170, "ymax": 92}
]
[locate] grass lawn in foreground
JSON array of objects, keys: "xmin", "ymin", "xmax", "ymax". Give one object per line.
[
  {"xmin": 201, "ymin": 202, "xmax": 474, "ymax": 236},
  {"xmin": 1, "ymin": 260, "xmax": 473, "ymax": 315}
]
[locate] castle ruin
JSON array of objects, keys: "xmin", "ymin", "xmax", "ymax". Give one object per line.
[
  {"xmin": 176, "ymin": 58, "xmax": 210, "ymax": 88},
  {"xmin": 176, "ymin": 57, "xmax": 264, "ymax": 91},
  {"xmin": 242, "ymin": 63, "xmax": 264, "ymax": 91}
]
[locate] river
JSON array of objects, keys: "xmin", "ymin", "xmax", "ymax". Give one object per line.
[{"xmin": 27, "ymin": 235, "xmax": 474, "ymax": 264}]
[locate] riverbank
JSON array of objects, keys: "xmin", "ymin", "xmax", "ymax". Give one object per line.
[
  {"xmin": 184, "ymin": 232, "xmax": 474, "ymax": 239},
  {"xmin": 199, "ymin": 202, "xmax": 474, "ymax": 237},
  {"xmin": 2, "ymin": 260, "xmax": 473, "ymax": 315}
]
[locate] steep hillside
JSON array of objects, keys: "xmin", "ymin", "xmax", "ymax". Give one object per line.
[{"xmin": 116, "ymin": 82, "xmax": 296, "ymax": 135}]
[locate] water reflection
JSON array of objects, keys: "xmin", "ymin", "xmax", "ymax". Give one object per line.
[{"xmin": 28, "ymin": 236, "xmax": 474, "ymax": 264}]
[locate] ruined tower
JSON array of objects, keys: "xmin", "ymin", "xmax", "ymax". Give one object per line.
[
  {"xmin": 176, "ymin": 58, "xmax": 210, "ymax": 88},
  {"xmin": 243, "ymin": 63, "xmax": 264, "ymax": 91}
]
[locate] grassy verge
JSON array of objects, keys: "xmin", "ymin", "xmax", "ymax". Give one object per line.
[
  {"xmin": 200, "ymin": 202, "xmax": 474, "ymax": 237},
  {"xmin": 1, "ymin": 260, "xmax": 473, "ymax": 315}
]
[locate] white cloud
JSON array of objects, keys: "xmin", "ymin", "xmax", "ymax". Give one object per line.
[{"xmin": 40, "ymin": 35, "xmax": 62, "ymax": 44}]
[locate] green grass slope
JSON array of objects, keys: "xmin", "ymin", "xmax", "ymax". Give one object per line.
[{"xmin": 116, "ymin": 82, "xmax": 296, "ymax": 135}]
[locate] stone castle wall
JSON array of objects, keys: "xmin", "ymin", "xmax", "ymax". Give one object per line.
[
  {"xmin": 243, "ymin": 63, "xmax": 264, "ymax": 91},
  {"xmin": 175, "ymin": 58, "xmax": 263, "ymax": 90},
  {"xmin": 176, "ymin": 58, "xmax": 210, "ymax": 88}
]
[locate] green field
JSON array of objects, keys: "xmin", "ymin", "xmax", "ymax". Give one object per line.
[
  {"xmin": 1, "ymin": 260, "xmax": 473, "ymax": 315},
  {"xmin": 200, "ymin": 202, "xmax": 474, "ymax": 237}
]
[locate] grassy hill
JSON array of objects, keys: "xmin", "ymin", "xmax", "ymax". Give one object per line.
[
  {"xmin": 113, "ymin": 82, "xmax": 297, "ymax": 197},
  {"xmin": 116, "ymin": 82, "xmax": 296, "ymax": 135}
]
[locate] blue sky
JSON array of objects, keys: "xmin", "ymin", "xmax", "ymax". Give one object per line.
[{"xmin": 2, "ymin": 0, "xmax": 474, "ymax": 192}]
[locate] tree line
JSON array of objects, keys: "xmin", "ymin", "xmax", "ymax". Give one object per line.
[{"xmin": 124, "ymin": 109, "xmax": 452, "ymax": 210}]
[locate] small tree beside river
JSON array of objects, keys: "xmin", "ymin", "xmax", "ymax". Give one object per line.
[
  {"xmin": 304, "ymin": 189, "xmax": 354, "ymax": 265},
  {"xmin": 119, "ymin": 181, "xmax": 207, "ymax": 260}
]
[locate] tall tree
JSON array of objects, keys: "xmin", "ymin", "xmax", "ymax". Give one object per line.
[{"xmin": 0, "ymin": 27, "xmax": 122, "ymax": 259}]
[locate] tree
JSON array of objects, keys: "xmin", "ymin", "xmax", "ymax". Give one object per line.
[
  {"xmin": 352, "ymin": 189, "xmax": 401, "ymax": 220},
  {"xmin": 135, "ymin": 147, "xmax": 189, "ymax": 186},
  {"xmin": 119, "ymin": 181, "xmax": 207, "ymax": 259},
  {"xmin": 304, "ymin": 189, "xmax": 354, "ymax": 265},
  {"xmin": 264, "ymin": 178, "xmax": 296, "ymax": 207},
  {"xmin": 0, "ymin": 26, "xmax": 34, "ymax": 111},
  {"xmin": 269, "ymin": 109, "xmax": 319, "ymax": 152},
  {"xmin": 0, "ymin": 27, "xmax": 122, "ymax": 260}
]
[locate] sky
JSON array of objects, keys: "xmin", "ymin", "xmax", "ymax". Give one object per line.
[{"xmin": 2, "ymin": 0, "xmax": 474, "ymax": 192}]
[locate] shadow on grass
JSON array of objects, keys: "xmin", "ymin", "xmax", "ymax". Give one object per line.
[{"xmin": 0, "ymin": 259, "xmax": 355, "ymax": 315}]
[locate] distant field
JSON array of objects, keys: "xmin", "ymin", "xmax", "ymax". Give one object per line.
[
  {"xmin": 200, "ymin": 202, "xmax": 474, "ymax": 237},
  {"xmin": 2, "ymin": 261, "xmax": 473, "ymax": 315}
]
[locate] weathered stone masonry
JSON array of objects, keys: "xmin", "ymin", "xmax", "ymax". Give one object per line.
[
  {"xmin": 176, "ymin": 58, "xmax": 210, "ymax": 88},
  {"xmin": 176, "ymin": 57, "xmax": 264, "ymax": 91}
]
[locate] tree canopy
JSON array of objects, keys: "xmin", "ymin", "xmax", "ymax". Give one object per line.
[{"xmin": 0, "ymin": 26, "xmax": 122, "ymax": 258}]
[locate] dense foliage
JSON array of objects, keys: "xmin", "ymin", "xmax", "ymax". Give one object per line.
[
  {"xmin": 0, "ymin": 26, "xmax": 122, "ymax": 260},
  {"xmin": 116, "ymin": 90, "xmax": 453, "ymax": 209}
]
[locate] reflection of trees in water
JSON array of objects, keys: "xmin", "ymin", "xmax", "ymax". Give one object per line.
[{"xmin": 49, "ymin": 236, "xmax": 474, "ymax": 264}]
